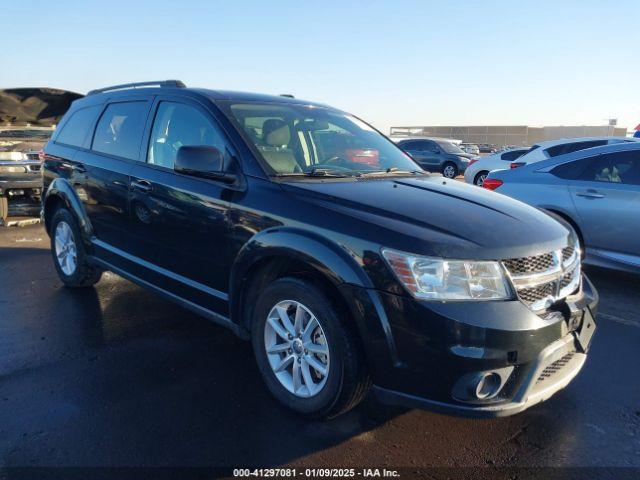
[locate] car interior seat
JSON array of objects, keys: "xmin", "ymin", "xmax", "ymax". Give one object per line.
[{"xmin": 259, "ymin": 119, "xmax": 302, "ymax": 174}]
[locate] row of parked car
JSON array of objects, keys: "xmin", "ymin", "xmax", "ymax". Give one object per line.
[
  {"xmin": 395, "ymin": 134, "xmax": 639, "ymax": 274},
  {"xmin": 480, "ymin": 138, "xmax": 640, "ymax": 275}
]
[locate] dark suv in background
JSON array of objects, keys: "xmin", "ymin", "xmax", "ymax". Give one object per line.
[
  {"xmin": 396, "ymin": 138, "xmax": 475, "ymax": 178},
  {"xmin": 42, "ymin": 81, "xmax": 597, "ymax": 418}
]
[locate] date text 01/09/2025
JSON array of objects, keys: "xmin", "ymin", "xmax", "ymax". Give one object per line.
[{"xmin": 233, "ymin": 468, "xmax": 401, "ymax": 477}]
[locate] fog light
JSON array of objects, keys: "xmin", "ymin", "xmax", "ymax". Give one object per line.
[
  {"xmin": 475, "ymin": 372, "xmax": 501, "ymax": 399},
  {"xmin": 8, "ymin": 189, "xmax": 24, "ymax": 196}
]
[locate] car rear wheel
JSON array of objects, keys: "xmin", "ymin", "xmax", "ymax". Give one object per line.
[
  {"xmin": 442, "ymin": 162, "xmax": 458, "ymax": 179},
  {"xmin": 50, "ymin": 208, "xmax": 102, "ymax": 288},
  {"xmin": 251, "ymin": 277, "xmax": 370, "ymax": 418},
  {"xmin": 474, "ymin": 171, "xmax": 489, "ymax": 186},
  {"xmin": 0, "ymin": 196, "xmax": 7, "ymax": 224}
]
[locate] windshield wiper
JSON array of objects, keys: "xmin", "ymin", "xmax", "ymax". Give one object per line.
[
  {"xmin": 308, "ymin": 167, "xmax": 361, "ymax": 177},
  {"xmin": 358, "ymin": 167, "xmax": 426, "ymax": 177},
  {"xmin": 273, "ymin": 167, "xmax": 360, "ymax": 178}
]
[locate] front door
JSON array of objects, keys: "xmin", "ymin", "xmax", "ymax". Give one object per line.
[
  {"xmin": 127, "ymin": 98, "xmax": 235, "ymax": 314},
  {"xmin": 569, "ymin": 149, "xmax": 640, "ymax": 260}
]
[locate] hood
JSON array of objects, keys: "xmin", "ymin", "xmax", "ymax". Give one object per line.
[
  {"xmin": 0, "ymin": 88, "xmax": 83, "ymax": 127},
  {"xmin": 282, "ymin": 176, "xmax": 570, "ymax": 260}
]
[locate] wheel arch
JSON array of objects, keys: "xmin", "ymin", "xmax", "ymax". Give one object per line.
[
  {"xmin": 542, "ymin": 207, "xmax": 584, "ymax": 251},
  {"xmin": 43, "ymin": 178, "xmax": 94, "ymax": 247},
  {"xmin": 229, "ymin": 227, "xmax": 373, "ymax": 335}
]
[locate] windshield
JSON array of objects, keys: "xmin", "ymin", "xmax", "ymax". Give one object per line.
[
  {"xmin": 436, "ymin": 140, "xmax": 465, "ymax": 154},
  {"xmin": 225, "ymin": 103, "xmax": 422, "ymax": 176}
]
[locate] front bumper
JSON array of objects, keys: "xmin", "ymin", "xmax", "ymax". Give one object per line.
[{"xmin": 351, "ymin": 273, "xmax": 598, "ymax": 417}]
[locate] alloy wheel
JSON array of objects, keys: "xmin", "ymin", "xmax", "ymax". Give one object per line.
[
  {"xmin": 54, "ymin": 221, "xmax": 77, "ymax": 276},
  {"xmin": 443, "ymin": 165, "xmax": 456, "ymax": 178},
  {"xmin": 264, "ymin": 300, "xmax": 330, "ymax": 398}
]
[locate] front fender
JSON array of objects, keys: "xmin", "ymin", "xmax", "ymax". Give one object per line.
[
  {"xmin": 230, "ymin": 227, "xmax": 373, "ymax": 298},
  {"xmin": 43, "ymin": 177, "xmax": 93, "ymax": 247},
  {"xmin": 229, "ymin": 227, "xmax": 400, "ymax": 372}
]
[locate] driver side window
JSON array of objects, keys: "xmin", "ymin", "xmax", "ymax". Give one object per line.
[{"xmin": 148, "ymin": 102, "xmax": 226, "ymax": 169}]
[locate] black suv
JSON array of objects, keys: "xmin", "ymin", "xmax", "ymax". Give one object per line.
[{"xmin": 42, "ymin": 81, "xmax": 598, "ymax": 418}]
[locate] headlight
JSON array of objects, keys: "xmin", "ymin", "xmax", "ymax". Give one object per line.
[
  {"xmin": 458, "ymin": 156, "xmax": 470, "ymax": 162},
  {"xmin": 382, "ymin": 248, "xmax": 512, "ymax": 301}
]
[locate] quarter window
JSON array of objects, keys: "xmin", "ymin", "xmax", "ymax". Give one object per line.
[
  {"xmin": 56, "ymin": 105, "xmax": 101, "ymax": 148},
  {"xmin": 148, "ymin": 102, "xmax": 226, "ymax": 168},
  {"xmin": 92, "ymin": 102, "xmax": 148, "ymax": 160}
]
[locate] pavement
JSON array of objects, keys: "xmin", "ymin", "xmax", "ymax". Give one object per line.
[{"xmin": 0, "ymin": 224, "xmax": 639, "ymax": 477}]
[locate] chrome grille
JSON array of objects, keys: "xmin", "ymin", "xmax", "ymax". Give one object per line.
[
  {"xmin": 562, "ymin": 245, "xmax": 575, "ymax": 263},
  {"xmin": 503, "ymin": 253, "xmax": 554, "ymax": 275},
  {"xmin": 503, "ymin": 241, "xmax": 581, "ymax": 311},
  {"xmin": 518, "ymin": 283, "xmax": 555, "ymax": 304}
]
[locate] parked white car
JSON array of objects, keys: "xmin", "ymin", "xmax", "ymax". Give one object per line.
[
  {"xmin": 510, "ymin": 136, "xmax": 638, "ymax": 167},
  {"xmin": 464, "ymin": 148, "xmax": 529, "ymax": 186},
  {"xmin": 460, "ymin": 143, "xmax": 480, "ymax": 156}
]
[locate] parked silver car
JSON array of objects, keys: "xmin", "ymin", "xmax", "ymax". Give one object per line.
[{"xmin": 484, "ymin": 142, "xmax": 640, "ymax": 274}]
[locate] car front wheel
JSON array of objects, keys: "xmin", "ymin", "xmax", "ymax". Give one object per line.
[{"xmin": 251, "ymin": 277, "xmax": 370, "ymax": 418}]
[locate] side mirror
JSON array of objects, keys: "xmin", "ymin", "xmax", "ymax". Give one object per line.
[{"xmin": 175, "ymin": 145, "xmax": 237, "ymax": 183}]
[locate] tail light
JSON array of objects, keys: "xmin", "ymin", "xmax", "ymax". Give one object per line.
[
  {"xmin": 38, "ymin": 149, "xmax": 45, "ymax": 162},
  {"xmin": 468, "ymin": 159, "xmax": 478, "ymax": 167},
  {"xmin": 483, "ymin": 178, "xmax": 503, "ymax": 191},
  {"xmin": 510, "ymin": 162, "xmax": 525, "ymax": 169}
]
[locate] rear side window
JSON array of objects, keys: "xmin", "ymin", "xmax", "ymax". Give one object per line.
[
  {"xmin": 546, "ymin": 140, "xmax": 607, "ymax": 158},
  {"xmin": 398, "ymin": 140, "xmax": 416, "ymax": 150},
  {"xmin": 55, "ymin": 106, "xmax": 101, "ymax": 148},
  {"xmin": 500, "ymin": 150, "xmax": 526, "ymax": 161},
  {"xmin": 92, "ymin": 102, "xmax": 148, "ymax": 160},
  {"xmin": 579, "ymin": 151, "xmax": 640, "ymax": 185}
]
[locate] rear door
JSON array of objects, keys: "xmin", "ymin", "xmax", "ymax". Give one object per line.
[
  {"xmin": 74, "ymin": 98, "xmax": 152, "ymax": 259},
  {"xmin": 126, "ymin": 96, "xmax": 234, "ymax": 313},
  {"xmin": 569, "ymin": 150, "xmax": 640, "ymax": 258},
  {"xmin": 403, "ymin": 140, "xmax": 439, "ymax": 170}
]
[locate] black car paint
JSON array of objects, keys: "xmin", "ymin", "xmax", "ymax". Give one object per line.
[{"xmin": 42, "ymin": 86, "xmax": 597, "ymax": 416}]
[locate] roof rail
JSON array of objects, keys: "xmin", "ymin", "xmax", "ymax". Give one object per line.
[{"xmin": 87, "ymin": 80, "xmax": 186, "ymax": 96}]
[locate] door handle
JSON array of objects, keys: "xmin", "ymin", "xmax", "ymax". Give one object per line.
[
  {"xmin": 131, "ymin": 179, "xmax": 152, "ymax": 193},
  {"xmin": 576, "ymin": 191, "xmax": 604, "ymax": 199}
]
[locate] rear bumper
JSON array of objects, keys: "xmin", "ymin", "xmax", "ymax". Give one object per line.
[{"xmin": 0, "ymin": 178, "xmax": 43, "ymax": 192}]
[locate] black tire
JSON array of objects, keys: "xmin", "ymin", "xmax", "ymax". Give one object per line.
[
  {"xmin": 49, "ymin": 208, "xmax": 102, "ymax": 288},
  {"xmin": 0, "ymin": 196, "xmax": 8, "ymax": 225},
  {"xmin": 474, "ymin": 170, "xmax": 489, "ymax": 186},
  {"xmin": 251, "ymin": 277, "xmax": 371, "ymax": 419},
  {"xmin": 442, "ymin": 162, "xmax": 458, "ymax": 179}
]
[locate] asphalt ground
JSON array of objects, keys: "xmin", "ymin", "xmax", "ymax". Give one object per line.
[{"xmin": 0, "ymin": 224, "xmax": 639, "ymax": 479}]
